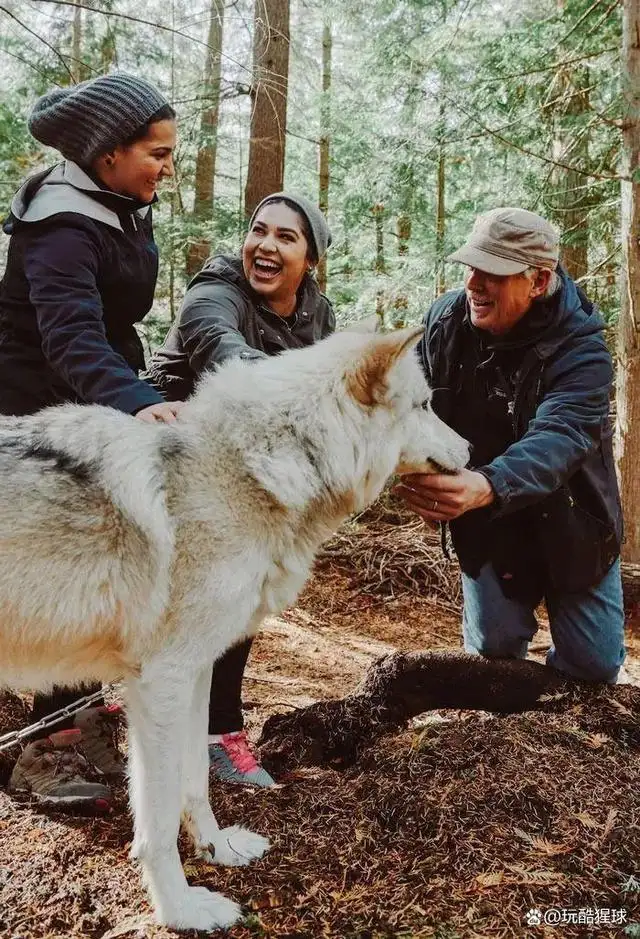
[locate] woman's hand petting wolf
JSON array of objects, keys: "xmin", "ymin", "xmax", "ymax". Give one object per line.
[
  {"xmin": 395, "ymin": 469, "xmax": 495, "ymax": 523},
  {"xmin": 135, "ymin": 401, "xmax": 185, "ymax": 424}
]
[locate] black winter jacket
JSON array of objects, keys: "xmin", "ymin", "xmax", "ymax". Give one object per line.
[
  {"xmin": 146, "ymin": 254, "xmax": 336, "ymax": 400},
  {"xmin": 0, "ymin": 161, "xmax": 164, "ymax": 416},
  {"xmin": 418, "ymin": 270, "xmax": 622, "ymax": 599}
]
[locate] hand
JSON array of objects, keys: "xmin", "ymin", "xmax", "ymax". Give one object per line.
[
  {"xmin": 394, "ymin": 468, "xmax": 495, "ymax": 523},
  {"xmin": 135, "ymin": 401, "xmax": 185, "ymax": 424}
]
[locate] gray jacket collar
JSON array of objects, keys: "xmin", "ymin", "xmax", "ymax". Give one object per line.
[{"xmin": 10, "ymin": 161, "xmax": 153, "ymax": 233}]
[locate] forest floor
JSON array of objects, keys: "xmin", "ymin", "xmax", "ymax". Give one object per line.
[{"xmin": 0, "ymin": 509, "xmax": 639, "ymax": 939}]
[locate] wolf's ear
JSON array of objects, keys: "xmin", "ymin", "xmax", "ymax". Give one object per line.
[{"xmin": 346, "ymin": 325, "xmax": 423, "ymax": 407}]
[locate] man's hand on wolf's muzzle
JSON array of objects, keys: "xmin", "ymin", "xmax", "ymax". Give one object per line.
[{"xmin": 395, "ymin": 469, "xmax": 495, "ymax": 523}]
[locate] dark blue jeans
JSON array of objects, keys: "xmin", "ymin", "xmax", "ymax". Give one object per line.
[{"xmin": 462, "ymin": 559, "xmax": 625, "ymax": 683}]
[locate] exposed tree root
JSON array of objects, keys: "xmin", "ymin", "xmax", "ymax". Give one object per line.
[{"xmin": 258, "ymin": 651, "xmax": 640, "ymax": 774}]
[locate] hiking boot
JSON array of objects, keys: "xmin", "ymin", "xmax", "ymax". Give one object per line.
[
  {"xmin": 8, "ymin": 728, "xmax": 113, "ymax": 810},
  {"xmin": 209, "ymin": 731, "xmax": 275, "ymax": 788},
  {"xmin": 74, "ymin": 704, "xmax": 125, "ymax": 778}
]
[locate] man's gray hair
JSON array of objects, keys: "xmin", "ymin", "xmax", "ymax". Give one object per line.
[{"xmin": 524, "ymin": 266, "xmax": 561, "ymax": 298}]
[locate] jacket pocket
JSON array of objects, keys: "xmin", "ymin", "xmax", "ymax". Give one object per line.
[{"xmin": 536, "ymin": 487, "xmax": 619, "ymax": 594}]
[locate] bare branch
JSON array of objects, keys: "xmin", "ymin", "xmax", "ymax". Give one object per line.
[
  {"xmin": 27, "ymin": 0, "xmax": 254, "ymax": 79},
  {"xmin": 0, "ymin": 44, "xmax": 55, "ymax": 80},
  {"xmin": 475, "ymin": 46, "xmax": 618, "ymax": 87},
  {"xmin": 0, "ymin": 4, "xmax": 74, "ymax": 79},
  {"xmin": 549, "ymin": 0, "xmax": 615, "ymax": 53},
  {"xmin": 575, "ymin": 245, "xmax": 622, "ymax": 284},
  {"xmin": 437, "ymin": 88, "xmax": 625, "ymax": 182}
]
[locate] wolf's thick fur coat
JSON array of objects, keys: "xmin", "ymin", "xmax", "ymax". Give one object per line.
[{"xmin": 0, "ymin": 327, "xmax": 469, "ymax": 930}]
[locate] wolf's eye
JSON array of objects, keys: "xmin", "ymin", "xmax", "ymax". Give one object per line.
[{"xmin": 420, "ymin": 399, "xmax": 431, "ymax": 411}]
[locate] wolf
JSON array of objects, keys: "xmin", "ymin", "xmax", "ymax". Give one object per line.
[{"xmin": 0, "ymin": 326, "xmax": 469, "ymax": 930}]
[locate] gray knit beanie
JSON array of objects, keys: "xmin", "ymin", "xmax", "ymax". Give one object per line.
[
  {"xmin": 28, "ymin": 72, "xmax": 171, "ymax": 166},
  {"xmin": 249, "ymin": 192, "xmax": 332, "ymax": 263}
]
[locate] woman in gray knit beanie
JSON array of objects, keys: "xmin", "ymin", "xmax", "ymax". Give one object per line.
[
  {"xmin": 145, "ymin": 193, "xmax": 334, "ymax": 789},
  {"xmin": 0, "ymin": 73, "xmax": 180, "ymax": 811},
  {"xmin": 28, "ymin": 71, "xmax": 177, "ymax": 203}
]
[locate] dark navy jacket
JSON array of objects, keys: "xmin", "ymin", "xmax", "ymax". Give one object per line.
[
  {"xmin": 419, "ymin": 271, "xmax": 622, "ymax": 599},
  {"xmin": 0, "ymin": 161, "xmax": 164, "ymax": 416},
  {"xmin": 146, "ymin": 254, "xmax": 335, "ymax": 401}
]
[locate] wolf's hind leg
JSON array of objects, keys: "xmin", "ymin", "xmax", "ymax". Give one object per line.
[
  {"xmin": 125, "ymin": 664, "xmax": 242, "ymax": 930},
  {"xmin": 181, "ymin": 661, "xmax": 270, "ymax": 867}
]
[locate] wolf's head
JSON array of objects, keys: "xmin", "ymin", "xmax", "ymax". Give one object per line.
[
  {"xmin": 196, "ymin": 325, "xmax": 470, "ymax": 519},
  {"xmin": 328, "ymin": 325, "xmax": 470, "ymax": 508}
]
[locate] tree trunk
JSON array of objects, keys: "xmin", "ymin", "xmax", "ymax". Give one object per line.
[
  {"xmin": 551, "ymin": 0, "xmax": 590, "ymax": 281},
  {"xmin": 317, "ymin": 20, "xmax": 332, "ymax": 294},
  {"xmin": 244, "ymin": 0, "xmax": 291, "ymax": 219},
  {"xmin": 372, "ymin": 203, "xmax": 386, "ymax": 326},
  {"xmin": 71, "ymin": 1, "xmax": 82, "ymax": 83},
  {"xmin": 392, "ymin": 213, "xmax": 411, "ymax": 328},
  {"xmin": 434, "ymin": 96, "xmax": 446, "ymax": 297},
  {"xmin": 556, "ymin": 71, "xmax": 590, "ymax": 281},
  {"xmin": 434, "ymin": 4, "xmax": 448, "ymax": 297},
  {"xmin": 392, "ymin": 77, "xmax": 419, "ymax": 327},
  {"xmin": 186, "ymin": 0, "xmax": 225, "ymax": 278},
  {"xmin": 616, "ymin": 0, "xmax": 640, "ymax": 561},
  {"xmin": 549, "ymin": 0, "xmax": 589, "ymax": 280}
]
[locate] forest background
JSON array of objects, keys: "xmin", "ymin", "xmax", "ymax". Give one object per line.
[
  {"xmin": 0, "ymin": 0, "xmax": 623, "ymax": 332},
  {"xmin": 0, "ymin": 0, "xmax": 639, "ymax": 555}
]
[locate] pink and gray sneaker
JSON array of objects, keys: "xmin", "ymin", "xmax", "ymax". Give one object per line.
[{"xmin": 208, "ymin": 731, "xmax": 275, "ymax": 788}]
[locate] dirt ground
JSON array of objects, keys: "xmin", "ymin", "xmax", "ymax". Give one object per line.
[{"xmin": 0, "ymin": 559, "xmax": 639, "ymax": 939}]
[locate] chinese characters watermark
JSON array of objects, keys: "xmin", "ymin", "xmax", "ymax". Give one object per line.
[{"xmin": 525, "ymin": 908, "xmax": 628, "ymax": 927}]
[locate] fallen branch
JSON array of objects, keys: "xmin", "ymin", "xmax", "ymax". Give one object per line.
[{"xmin": 258, "ymin": 651, "xmax": 640, "ymax": 775}]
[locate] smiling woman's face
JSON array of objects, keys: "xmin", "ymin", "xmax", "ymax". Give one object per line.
[
  {"xmin": 242, "ymin": 202, "xmax": 310, "ymax": 309},
  {"xmin": 94, "ymin": 118, "xmax": 176, "ymax": 203}
]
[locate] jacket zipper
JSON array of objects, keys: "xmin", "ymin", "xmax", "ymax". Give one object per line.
[{"xmin": 511, "ymin": 351, "xmax": 544, "ymax": 435}]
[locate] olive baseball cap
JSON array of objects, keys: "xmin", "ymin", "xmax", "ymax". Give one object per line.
[{"xmin": 448, "ymin": 207, "xmax": 560, "ymax": 275}]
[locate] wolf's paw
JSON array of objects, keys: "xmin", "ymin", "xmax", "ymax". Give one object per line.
[
  {"xmin": 157, "ymin": 886, "xmax": 242, "ymax": 930},
  {"xmin": 209, "ymin": 825, "xmax": 271, "ymax": 866}
]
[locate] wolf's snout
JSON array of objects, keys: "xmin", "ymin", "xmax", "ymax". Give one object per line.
[{"xmin": 434, "ymin": 435, "xmax": 472, "ymax": 474}]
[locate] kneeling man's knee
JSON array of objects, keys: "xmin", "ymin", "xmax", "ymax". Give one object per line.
[
  {"xmin": 464, "ymin": 633, "xmax": 529, "ymax": 660},
  {"xmin": 547, "ymin": 645, "xmax": 625, "ymax": 684}
]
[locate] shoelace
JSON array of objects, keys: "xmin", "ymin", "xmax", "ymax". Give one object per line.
[
  {"xmin": 53, "ymin": 750, "xmax": 89, "ymax": 781},
  {"xmin": 97, "ymin": 709, "xmax": 121, "ymax": 754},
  {"xmin": 37, "ymin": 747, "xmax": 90, "ymax": 789},
  {"xmin": 220, "ymin": 732, "xmax": 259, "ymax": 774},
  {"xmin": 78, "ymin": 706, "xmax": 123, "ymax": 773}
]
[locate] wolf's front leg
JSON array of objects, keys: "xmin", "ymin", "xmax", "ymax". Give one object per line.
[
  {"xmin": 125, "ymin": 663, "xmax": 242, "ymax": 931},
  {"xmin": 181, "ymin": 661, "xmax": 270, "ymax": 867}
]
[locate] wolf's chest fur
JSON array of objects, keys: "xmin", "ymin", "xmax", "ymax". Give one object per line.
[{"xmin": 260, "ymin": 544, "xmax": 314, "ymax": 616}]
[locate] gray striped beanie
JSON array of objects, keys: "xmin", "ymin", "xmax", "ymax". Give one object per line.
[
  {"xmin": 28, "ymin": 73, "xmax": 171, "ymax": 166},
  {"xmin": 249, "ymin": 192, "xmax": 332, "ymax": 263}
]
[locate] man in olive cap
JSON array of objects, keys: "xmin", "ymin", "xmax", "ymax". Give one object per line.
[{"xmin": 397, "ymin": 207, "xmax": 626, "ymax": 683}]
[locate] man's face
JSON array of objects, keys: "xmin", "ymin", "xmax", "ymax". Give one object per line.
[{"xmin": 465, "ymin": 267, "xmax": 549, "ymax": 335}]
